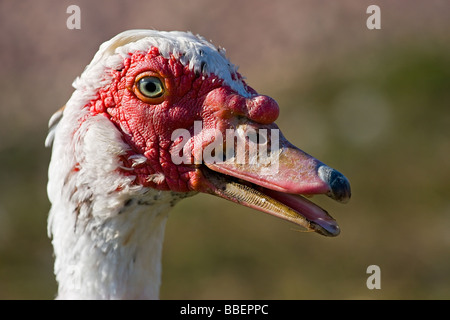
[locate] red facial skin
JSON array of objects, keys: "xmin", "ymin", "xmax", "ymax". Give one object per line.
[{"xmin": 86, "ymin": 47, "xmax": 280, "ymax": 193}]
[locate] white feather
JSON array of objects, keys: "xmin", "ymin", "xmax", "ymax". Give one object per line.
[{"xmin": 71, "ymin": 29, "xmax": 251, "ymax": 113}]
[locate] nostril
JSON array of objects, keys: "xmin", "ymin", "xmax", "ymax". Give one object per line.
[{"xmin": 318, "ymin": 165, "xmax": 351, "ymax": 203}]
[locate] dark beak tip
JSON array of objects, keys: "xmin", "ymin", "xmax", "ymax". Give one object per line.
[
  {"xmin": 318, "ymin": 165, "xmax": 351, "ymax": 203},
  {"xmin": 315, "ymin": 221, "xmax": 341, "ymax": 237}
]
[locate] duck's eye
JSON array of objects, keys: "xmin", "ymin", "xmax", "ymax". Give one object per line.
[{"xmin": 137, "ymin": 76, "xmax": 165, "ymax": 98}]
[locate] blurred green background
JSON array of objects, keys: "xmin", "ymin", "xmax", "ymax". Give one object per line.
[{"xmin": 0, "ymin": 0, "xmax": 449, "ymax": 299}]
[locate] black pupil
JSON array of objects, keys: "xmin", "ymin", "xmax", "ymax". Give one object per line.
[
  {"xmin": 144, "ymin": 81, "xmax": 157, "ymax": 93},
  {"xmin": 140, "ymin": 77, "xmax": 162, "ymax": 96}
]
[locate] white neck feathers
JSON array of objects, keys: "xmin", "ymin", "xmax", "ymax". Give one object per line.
[{"xmin": 47, "ymin": 110, "xmax": 189, "ymax": 299}]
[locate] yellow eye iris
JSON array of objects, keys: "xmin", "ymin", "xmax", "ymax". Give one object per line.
[
  {"xmin": 132, "ymin": 73, "xmax": 167, "ymax": 104},
  {"xmin": 137, "ymin": 76, "xmax": 164, "ymax": 98}
]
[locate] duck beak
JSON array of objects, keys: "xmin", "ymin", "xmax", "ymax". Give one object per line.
[{"xmin": 197, "ymin": 121, "xmax": 351, "ymax": 237}]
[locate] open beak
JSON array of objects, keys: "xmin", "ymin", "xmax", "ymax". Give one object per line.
[{"xmin": 194, "ymin": 119, "xmax": 351, "ymax": 237}]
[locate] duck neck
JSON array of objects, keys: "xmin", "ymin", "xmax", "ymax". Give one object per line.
[
  {"xmin": 47, "ymin": 113, "xmax": 194, "ymax": 299},
  {"xmin": 49, "ymin": 189, "xmax": 184, "ymax": 300}
]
